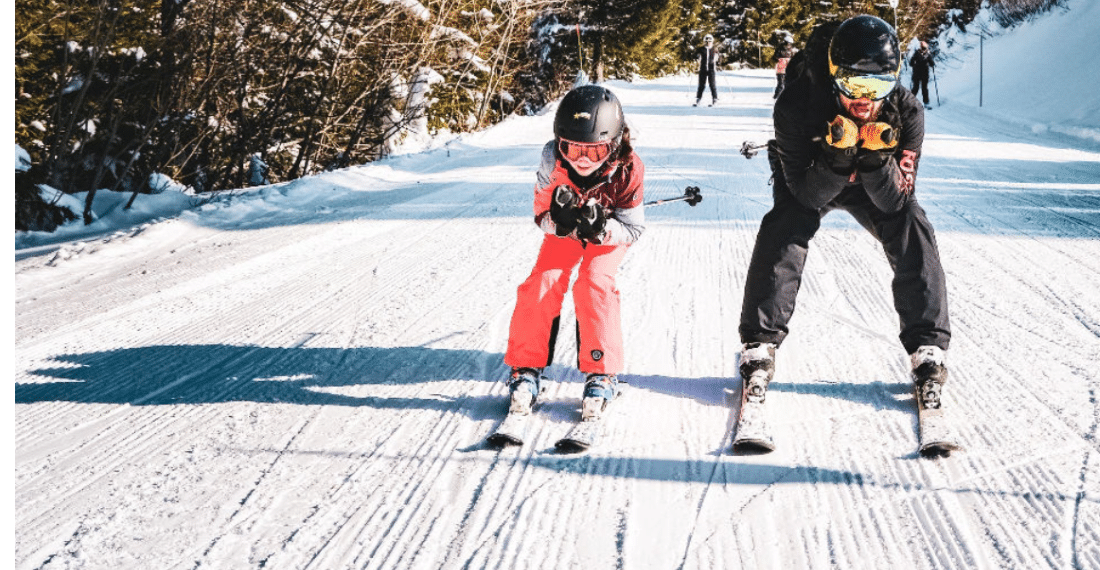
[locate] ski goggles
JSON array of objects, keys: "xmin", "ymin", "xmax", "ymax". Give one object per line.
[
  {"xmin": 832, "ymin": 69, "xmax": 899, "ymax": 101},
  {"xmin": 558, "ymin": 138, "xmax": 615, "ymax": 163}
]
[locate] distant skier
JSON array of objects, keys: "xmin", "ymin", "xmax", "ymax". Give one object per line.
[
  {"xmin": 694, "ymin": 34, "xmax": 719, "ymax": 106},
  {"xmin": 735, "ymin": 16, "xmax": 954, "ymax": 453},
  {"xmin": 773, "ymin": 41, "xmax": 796, "ymax": 99},
  {"xmin": 503, "ymin": 85, "xmax": 645, "ymax": 423},
  {"xmin": 909, "ymin": 41, "xmax": 935, "ymax": 107}
]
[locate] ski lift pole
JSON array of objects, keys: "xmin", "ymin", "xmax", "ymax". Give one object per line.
[{"xmin": 644, "ymin": 186, "xmax": 703, "ymax": 208}]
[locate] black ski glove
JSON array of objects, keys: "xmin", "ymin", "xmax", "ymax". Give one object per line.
[
  {"xmin": 856, "ymin": 148, "xmax": 893, "ymax": 172},
  {"xmin": 575, "ymin": 199, "xmax": 607, "ymax": 244},
  {"xmin": 819, "ymin": 141, "xmax": 858, "ymax": 175},
  {"xmin": 550, "ymin": 185, "xmax": 581, "ymax": 237}
]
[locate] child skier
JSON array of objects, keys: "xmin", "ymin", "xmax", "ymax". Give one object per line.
[{"xmin": 504, "ymin": 84, "xmax": 645, "ymax": 422}]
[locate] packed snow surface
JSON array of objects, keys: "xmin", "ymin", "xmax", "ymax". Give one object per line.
[{"xmin": 14, "ymin": 8, "xmax": 1100, "ymax": 567}]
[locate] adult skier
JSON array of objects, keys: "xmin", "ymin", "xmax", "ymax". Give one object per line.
[
  {"xmin": 502, "ymin": 85, "xmax": 645, "ymax": 428},
  {"xmin": 736, "ymin": 16, "xmax": 954, "ymax": 454},
  {"xmin": 909, "ymin": 41, "xmax": 935, "ymax": 107},
  {"xmin": 694, "ymin": 34, "xmax": 719, "ymax": 106}
]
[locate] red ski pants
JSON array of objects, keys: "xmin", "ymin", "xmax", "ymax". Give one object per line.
[{"xmin": 505, "ymin": 234, "xmax": 630, "ymax": 375}]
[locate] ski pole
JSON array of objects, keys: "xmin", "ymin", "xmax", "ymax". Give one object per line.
[
  {"xmin": 740, "ymin": 141, "xmax": 768, "ymax": 159},
  {"xmin": 644, "ymin": 186, "xmax": 703, "ymax": 208},
  {"xmin": 932, "ymin": 67, "xmax": 941, "ymax": 107}
]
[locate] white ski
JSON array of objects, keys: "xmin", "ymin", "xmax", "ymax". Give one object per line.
[
  {"xmin": 487, "ymin": 411, "xmax": 531, "ymax": 447},
  {"xmin": 487, "ymin": 381, "xmax": 544, "ymax": 448},
  {"xmin": 732, "ymin": 398, "xmax": 775, "ymax": 453},
  {"xmin": 555, "ymin": 383, "xmax": 623, "ymax": 453},
  {"xmin": 554, "ymin": 418, "xmax": 603, "ymax": 453},
  {"xmin": 916, "ymin": 388, "xmax": 961, "ymax": 457},
  {"xmin": 732, "ymin": 360, "xmax": 776, "ymax": 453}
]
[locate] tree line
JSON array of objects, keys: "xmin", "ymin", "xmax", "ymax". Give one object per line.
[{"xmin": 16, "ymin": 0, "xmax": 1056, "ymax": 231}]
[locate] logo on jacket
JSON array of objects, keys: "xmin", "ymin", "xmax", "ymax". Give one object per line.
[
  {"xmin": 591, "ymin": 350, "xmax": 604, "ymax": 361},
  {"xmin": 898, "ymin": 149, "xmax": 917, "ymax": 195}
]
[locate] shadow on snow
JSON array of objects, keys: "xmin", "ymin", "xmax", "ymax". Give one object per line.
[{"xmin": 20, "ymin": 343, "xmax": 912, "ymax": 417}]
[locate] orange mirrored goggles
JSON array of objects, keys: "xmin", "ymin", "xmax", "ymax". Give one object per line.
[
  {"xmin": 833, "ymin": 70, "xmax": 898, "ymax": 101},
  {"xmin": 559, "ymin": 139, "xmax": 615, "ymax": 163}
]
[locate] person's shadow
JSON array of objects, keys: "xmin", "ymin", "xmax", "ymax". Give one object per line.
[
  {"xmin": 18, "ymin": 344, "xmax": 518, "ymax": 419},
  {"xmin": 20, "ymin": 343, "xmax": 915, "ymax": 449}
]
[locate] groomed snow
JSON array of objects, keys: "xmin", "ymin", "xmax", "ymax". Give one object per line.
[{"xmin": 14, "ymin": 4, "xmax": 1100, "ymax": 569}]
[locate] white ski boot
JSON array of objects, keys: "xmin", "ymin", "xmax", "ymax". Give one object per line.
[
  {"xmin": 910, "ymin": 346, "xmax": 961, "ymax": 457},
  {"xmin": 507, "ymin": 367, "xmax": 542, "ymax": 415},
  {"xmin": 580, "ymin": 374, "xmax": 620, "ymax": 420},
  {"xmin": 733, "ymin": 342, "xmax": 777, "ymax": 452}
]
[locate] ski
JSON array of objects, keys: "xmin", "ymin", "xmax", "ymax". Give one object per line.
[
  {"xmin": 916, "ymin": 387, "xmax": 961, "ymax": 458},
  {"xmin": 732, "ymin": 398, "xmax": 775, "ymax": 453},
  {"xmin": 732, "ymin": 344, "xmax": 777, "ymax": 454},
  {"xmin": 487, "ymin": 410, "xmax": 533, "ymax": 447},
  {"xmin": 486, "ymin": 370, "xmax": 545, "ymax": 448},
  {"xmin": 554, "ymin": 418, "xmax": 603, "ymax": 453},
  {"xmin": 554, "ymin": 378, "xmax": 623, "ymax": 453},
  {"xmin": 910, "ymin": 348, "xmax": 961, "ymax": 458}
]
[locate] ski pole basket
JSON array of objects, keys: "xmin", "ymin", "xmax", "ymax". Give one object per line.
[{"xmin": 644, "ymin": 186, "xmax": 703, "ymax": 208}]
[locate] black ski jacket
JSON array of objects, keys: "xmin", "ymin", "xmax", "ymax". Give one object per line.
[
  {"xmin": 771, "ymin": 72, "xmax": 925, "ymax": 213},
  {"xmin": 695, "ymin": 46, "xmax": 718, "ymax": 73},
  {"xmin": 910, "ymin": 49, "xmax": 934, "ymax": 79}
]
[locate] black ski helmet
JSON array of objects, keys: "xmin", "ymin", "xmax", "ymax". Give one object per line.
[
  {"xmin": 828, "ymin": 15, "xmax": 901, "ymax": 77},
  {"xmin": 553, "ymin": 85, "xmax": 625, "ymax": 144}
]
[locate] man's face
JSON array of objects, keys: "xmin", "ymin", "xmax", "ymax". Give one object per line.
[{"xmin": 839, "ymin": 94, "xmax": 882, "ymax": 123}]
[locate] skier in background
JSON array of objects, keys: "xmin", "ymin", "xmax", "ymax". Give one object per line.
[
  {"xmin": 694, "ymin": 34, "xmax": 719, "ymax": 106},
  {"xmin": 774, "ymin": 41, "xmax": 796, "ymax": 99},
  {"xmin": 737, "ymin": 16, "xmax": 952, "ymax": 447},
  {"xmin": 909, "ymin": 41, "xmax": 935, "ymax": 108},
  {"xmin": 504, "ymin": 84, "xmax": 646, "ymax": 422}
]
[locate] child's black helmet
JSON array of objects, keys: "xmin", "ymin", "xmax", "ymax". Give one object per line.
[
  {"xmin": 553, "ymin": 85, "xmax": 625, "ymax": 144},
  {"xmin": 828, "ymin": 15, "xmax": 901, "ymax": 77}
]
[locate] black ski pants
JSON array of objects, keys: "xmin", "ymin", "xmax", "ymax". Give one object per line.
[
  {"xmin": 739, "ymin": 180, "xmax": 951, "ymax": 354},
  {"xmin": 911, "ymin": 74, "xmax": 931, "ymax": 105},
  {"xmin": 697, "ymin": 70, "xmax": 717, "ymax": 102}
]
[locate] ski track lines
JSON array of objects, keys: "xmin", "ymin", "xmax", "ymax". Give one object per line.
[
  {"xmin": 15, "ymin": 72, "xmax": 1100, "ymax": 570},
  {"xmin": 16, "ymin": 166, "xmax": 532, "ymax": 568}
]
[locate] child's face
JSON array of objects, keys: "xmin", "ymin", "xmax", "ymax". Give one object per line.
[
  {"xmin": 567, "ymin": 154, "xmax": 608, "ymax": 177},
  {"xmin": 559, "ymin": 138, "xmax": 614, "ymax": 177}
]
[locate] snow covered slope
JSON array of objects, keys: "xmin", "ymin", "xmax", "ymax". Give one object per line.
[
  {"xmin": 935, "ymin": 0, "xmax": 1100, "ymax": 140},
  {"xmin": 14, "ymin": 6, "xmax": 1100, "ymax": 566},
  {"xmin": 16, "ymin": 66, "xmax": 1100, "ymax": 569}
]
